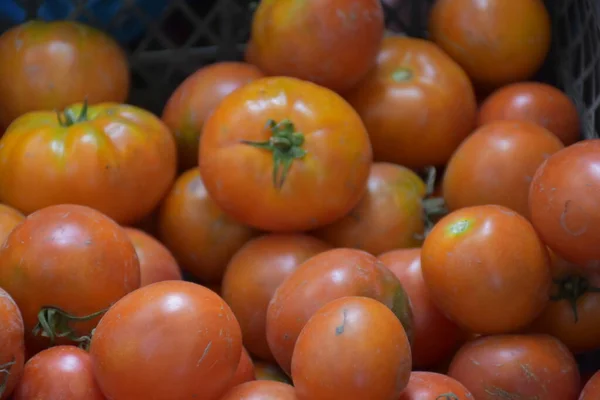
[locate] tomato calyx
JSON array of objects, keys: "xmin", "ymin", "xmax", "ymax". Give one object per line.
[
  {"xmin": 56, "ymin": 99, "xmax": 90, "ymax": 127},
  {"xmin": 436, "ymin": 393, "xmax": 460, "ymax": 400},
  {"xmin": 0, "ymin": 356, "xmax": 15, "ymax": 396},
  {"xmin": 32, "ymin": 305, "xmax": 107, "ymax": 347},
  {"xmin": 241, "ymin": 119, "xmax": 307, "ymax": 189},
  {"xmin": 418, "ymin": 166, "xmax": 449, "ymax": 238},
  {"xmin": 551, "ymin": 275, "xmax": 600, "ymax": 322}
]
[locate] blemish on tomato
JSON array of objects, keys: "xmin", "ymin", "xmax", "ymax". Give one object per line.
[
  {"xmin": 391, "ymin": 68, "xmax": 413, "ymax": 83},
  {"xmin": 335, "ymin": 309, "xmax": 348, "ymax": 335},
  {"xmin": 445, "ymin": 218, "xmax": 474, "ymax": 237}
]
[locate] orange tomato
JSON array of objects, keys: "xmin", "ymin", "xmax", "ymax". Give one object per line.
[
  {"xmin": 0, "ymin": 288, "xmax": 25, "ymax": 400},
  {"xmin": 399, "ymin": 372, "xmax": 473, "ymax": 400},
  {"xmin": 0, "ymin": 204, "xmax": 24, "ymax": 245},
  {"xmin": 220, "ymin": 380, "xmax": 297, "ymax": 400},
  {"xmin": 580, "ymin": 370, "xmax": 600, "ymax": 400}
]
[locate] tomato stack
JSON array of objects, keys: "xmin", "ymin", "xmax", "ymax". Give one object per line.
[{"xmin": 0, "ymin": 0, "xmax": 598, "ymax": 399}]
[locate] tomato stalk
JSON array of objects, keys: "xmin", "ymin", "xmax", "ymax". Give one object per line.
[
  {"xmin": 436, "ymin": 394, "xmax": 460, "ymax": 400},
  {"xmin": 551, "ymin": 275, "xmax": 600, "ymax": 322},
  {"xmin": 241, "ymin": 119, "xmax": 307, "ymax": 190},
  {"xmin": 56, "ymin": 99, "xmax": 90, "ymax": 127},
  {"xmin": 0, "ymin": 357, "xmax": 15, "ymax": 397},
  {"xmin": 32, "ymin": 305, "xmax": 108, "ymax": 346}
]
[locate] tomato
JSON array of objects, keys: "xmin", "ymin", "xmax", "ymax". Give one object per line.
[
  {"xmin": 448, "ymin": 334, "xmax": 580, "ymax": 400},
  {"xmin": 221, "ymin": 234, "xmax": 331, "ymax": 361},
  {"xmin": 529, "ymin": 140, "xmax": 600, "ymax": 268},
  {"xmin": 266, "ymin": 248, "xmax": 413, "ymax": 375},
  {"xmin": 442, "ymin": 120, "xmax": 564, "ymax": 219},
  {"xmin": 162, "ymin": 62, "xmax": 264, "ymax": 170},
  {"xmin": 12, "ymin": 346, "xmax": 104, "ymax": 400},
  {"xmin": 216, "ymin": 347, "xmax": 256, "ymax": 398},
  {"xmin": 250, "ymin": 0, "xmax": 384, "ymax": 92},
  {"xmin": 158, "ymin": 168, "xmax": 258, "ymax": 283},
  {"xmin": 124, "ymin": 228, "xmax": 182, "ymax": 287},
  {"xmin": 0, "ymin": 204, "xmax": 24, "ymax": 245},
  {"xmin": 90, "ymin": 280, "xmax": 242, "ymax": 400},
  {"xmin": 314, "ymin": 163, "xmax": 426, "ymax": 254},
  {"xmin": 0, "ymin": 204, "xmax": 140, "ymax": 353},
  {"xmin": 580, "ymin": 370, "xmax": 600, "ymax": 400},
  {"xmin": 254, "ymin": 361, "xmax": 292, "ymax": 384},
  {"xmin": 379, "ymin": 248, "xmax": 465, "ymax": 369},
  {"xmin": 0, "ymin": 20, "xmax": 129, "ymax": 130},
  {"xmin": 199, "ymin": 77, "xmax": 372, "ymax": 232},
  {"xmin": 0, "ymin": 102, "xmax": 177, "ymax": 225},
  {"xmin": 398, "ymin": 372, "xmax": 474, "ymax": 400},
  {"xmin": 292, "ymin": 296, "xmax": 412, "ymax": 400},
  {"xmin": 478, "ymin": 82, "xmax": 581, "ymax": 145},
  {"xmin": 345, "ymin": 36, "xmax": 477, "ymax": 169},
  {"xmin": 220, "ymin": 380, "xmax": 297, "ymax": 400},
  {"xmin": 0, "ymin": 288, "xmax": 25, "ymax": 400},
  {"xmin": 421, "ymin": 205, "xmax": 551, "ymax": 334},
  {"xmin": 429, "ymin": 0, "xmax": 551, "ymax": 90}
]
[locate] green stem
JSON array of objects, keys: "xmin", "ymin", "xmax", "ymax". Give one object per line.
[
  {"xmin": 32, "ymin": 305, "xmax": 108, "ymax": 346},
  {"xmin": 0, "ymin": 357, "xmax": 15, "ymax": 397},
  {"xmin": 56, "ymin": 98, "xmax": 90, "ymax": 127},
  {"xmin": 550, "ymin": 275, "xmax": 600, "ymax": 323},
  {"xmin": 436, "ymin": 394, "xmax": 460, "ymax": 400}
]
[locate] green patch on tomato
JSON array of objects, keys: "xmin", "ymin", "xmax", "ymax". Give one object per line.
[{"xmin": 445, "ymin": 218, "xmax": 475, "ymax": 237}]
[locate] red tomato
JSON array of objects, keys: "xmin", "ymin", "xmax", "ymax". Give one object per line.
[
  {"xmin": 221, "ymin": 234, "xmax": 331, "ymax": 361},
  {"xmin": 0, "ymin": 21, "xmax": 129, "ymax": 130},
  {"xmin": 442, "ymin": 120, "xmax": 564, "ymax": 218},
  {"xmin": 266, "ymin": 248, "xmax": 413, "ymax": 375},
  {"xmin": 89, "ymin": 281, "xmax": 242, "ymax": 400},
  {"xmin": 399, "ymin": 372, "xmax": 474, "ymax": 400},
  {"xmin": 162, "ymin": 62, "xmax": 265, "ymax": 170},
  {"xmin": 220, "ymin": 380, "xmax": 297, "ymax": 400},
  {"xmin": 216, "ymin": 347, "xmax": 256, "ymax": 398},
  {"xmin": 124, "ymin": 228, "xmax": 182, "ymax": 287},
  {"xmin": 345, "ymin": 36, "xmax": 477, "ymax": 169},
  {"xmin": 199, "ymin": 77, "xmax": 372, "ymax": 232},
  {"xmin": 0, "ymin": 204, "xmax": 24, "ymax": 245},
  {"xmin": 314, "ymin": 163, "xmax": 426, "ymax": 254},
  {"xmin": 448, "ymin": 334, "xmax": 580, "ymax": 400},
  {"xmin": 421, "ymin": 205, "xmax": 552, "ymax": 334},
  {"xmin": 0, "ymin": 204, "xmax": 140, "ymax": 353},
  {"xmin": 429, "ymin": 0, "xmax": 551, "ymax": 90},
  {"xmin": 580, "ymin": 370, "xmax": 600, "ymax": 400},
  {"xmin": 379, "ymin": 248, "xmax": 465, "ymax": 368},
  {"xmin": 0, "ymin": 288, "xmax": 25, "ymax": 400},
  {"xmin": 250, "ymin": 0, "xmax": 384, "ymax": 92},
  {"xmin": 0, "ymin": 102, "xmax": 177, "ymax": 225},
  {"xmin": 158, "ymin": 168, "xmax": 258, "ymax": 283},
  {"xmin": 478, "ymin": 82, "xmax": 581, "ymax": 145},
  {"xmin": 292, "ymin": 296, "xmax": 412, "ymax": 400},
  {"xmin": 13, "ymin": 346, "xmax": 104, "ymax": 400},
  {"xmin": 253, "ymin": 361, "xmax": 292, "ymax": 384},
  {"xmin": 529, "ymin": 140, "xmax": 600, "ymax": 268}
]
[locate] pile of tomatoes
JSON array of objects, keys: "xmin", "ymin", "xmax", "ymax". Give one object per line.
[{"xmin": 0, "ymin": 0, "xmax": 599, "ymax": 399}]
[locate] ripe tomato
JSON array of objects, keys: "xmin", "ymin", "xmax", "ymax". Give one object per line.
[
  {"xmin": 216, "ymin": 347, "xmax": 256, "ymax": 398},
  {"xmin": 345, "ymin": 36, "xmax": 477, "ymax": 169},
  {"xmin": 529, "ymin": 140, "xmax": 600, "ymax": 268},
  {"xmin": 220, "ymin": 381, "xmax": 297, "ymax": 400},
  {"xmin": 580, "ymin": 370, "xmax": 600, "ymax": 400},
  {"xmin": 442, "ymin": 120, "xmax": 564, "ymax": 218},
  {"xmin": 448, "ymin": 334, "xmax": 580, "ymax": 400},
  {"xmin": 0, "ymin": 20, "xmax": 129, "ymax": 130},
  {"xmin": 379, "ymin": 248, "xmax": 465, "ymax": 369},
  {"xmin": 266, "ymin": 248, "xmax": 413, "ymax": 375},
  {"xmin": 254, "ymin": 361, "xmax": 292, "ymax": 384},
  {"xmin": 162, "ymin": 62, "xmax": 264, "ymax": 170},
  {"xmin": 314, "ymin": 163, "xmax": 426, "ymax": 254},
  {"xmin": 13, "ymin": 346, "xmax": 104, "ymax": 400},
  {"xmin": 0, "ymin": 204, "xmax": 140, "ymax": 353},
  {"xmin": 0, "ymin": 204, "xmax": 24, "ymax": 245},
  {"xmin": 421, "ymin": 205, "xmax": 551, "ymax": 334},
  {"xmin": 158, "ymin": 168, "xmax": 257, "ymax": 283},
  {"xmin": 399, "ymin": 372, "xmax": 474, "ymax": 400},
  {"xmin": 221, "ymin": 234, "xmax": 331, "ymax": 361},
  {"xmin": 199, "ymin": 77, "xmax": 372, "ymax": 232},
  {"xmin": 478, "ymin": 82, "xmax": 581, "ymax": 145},
  {"xmin": 124, "ymin": 228, "xmax": 182, "ymax": 287},
  {"xmin": 250, "ymin": 0, "xmax": 384, "ymax": 92},
  {"xmin": 0, "ymin": 102, "xmax": 177, "ymax": 225},
  {"xmin": 429, "ymin": 0, "xmax": 551, "ymax": 90},
  {"xmin": 292, "ymin": 296, "xmax": 412, "ymax": 400},
  {"xmin": 90, "ymin": 280, "xmax": 242, "ymax": 400},
  {"xmin": 0, "ymin": 288, "xmax": 25, "ymax": 400}
]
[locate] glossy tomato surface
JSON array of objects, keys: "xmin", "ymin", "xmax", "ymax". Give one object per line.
[
  {"xmin": 346, "ymin": 36, "xmax": 477, "ymax": 169},
  {"xmin": 0, "ymin": 288, "xmax": 25, "ymax": 400},
  {"xmin": 398, "ymin": 372, "xmax": 474, "ymax": 400},
  {"xmin": 220, "ymin": 380, "xmax": 297, "ymax": 400},
  {"xmin": 199, "ymin": 77, "xmax": 372, "ymax": 232},
  {"xmin": 0, "ymin": 204, "xmax": 24, "ymax": 245}
]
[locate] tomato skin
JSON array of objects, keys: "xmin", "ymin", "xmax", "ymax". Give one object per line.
[
  {"xmin": 398, "ymin": 372, "xmax": 474, "ymax": 400},
  {"xmin": 442, "ymin": 120, "xmax": 564, "ymax": 219},
  {"xmin": 580, "ymin": 370, "xmax": 600, "ymax": 400},
  {"xmin": 0, "ymin": 204, "xmax": 24, "ymax": 245},
  {"xmin": 0, "ymin": 102, "xmax": 177, "ymax": 225},
  {"xmin": 199, "ymin": 77, "xmax": 372, "ymax": 232},
  {"xmin": 89, "ymin": 280, "xmax": 242, "ymax": 400},
  {"xmin": 529, "ymin": 140, "xmax": 600, "ymax": 268},
  {"xmin": 429, "ymin": 0, "xmax": 551, "ymax": 90},
  {"xmin": 421, "ymin": 205, "xmax": 551, "ymax": 334},
  {"xmin": 216, "ymin": 347, "xmax": 256, "ymax": 398},
  {"xmin": 379, "ymin": 249, "xmax": 465, "ymax": 369},
  {"xmin": 478, "ymin": 82, "xmax": 581, "ymax": 145},
  {"xmin": 13, "ymin": 346, "xmax": 104, "ymax": 400},
  {"xmin": 448, "ymin": 334, "xmax": 580, "ymax": 400},
  {"xmin": 314, "ymin": 163, "xmax": 426, "ymax": 254},
  {"xmin": 266, "ymin": 248, "xmax": 413, "ymax": 375},
  {"xmin": 0, "ymin": 288, "xmax": 25, "ymax": 400},
  {"xmin": 161, "ymin": 62, "xmax": 264, "ymax": 170},
  {"xmin": 250, "ymin": 0, "xmax": 384, "ymax": 93},
  {"xmin": 345, "ymin": 36, "xmax": 477, "ymax": 169},
  {"xmin": 0, "ymin": 204, "xmax": 140, "ymax": 352},
  {"xmin": 0, "ymin": 21, "xmax": 129, "ymax": 130},
  {"xmin": 292, "ymin": 296, "xmax": 412, "ymax": 400},
  {"xmin": 123, "ymin": 228, "xmax": 182, "ymax": 287},
  {"xmin": 221, "ymin": 234, "xmax": 331, "ymax": 361},
  {"xmin": 220, "ymin": 380, "xmax": 297, "ymax": 400},
  {"xmin": 158, "ymin": 168, "xmax": 258, "ymax": 283},
  {"xmin": 253, "ymin": 361, "xmax": 292, "ymax": 384}
]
